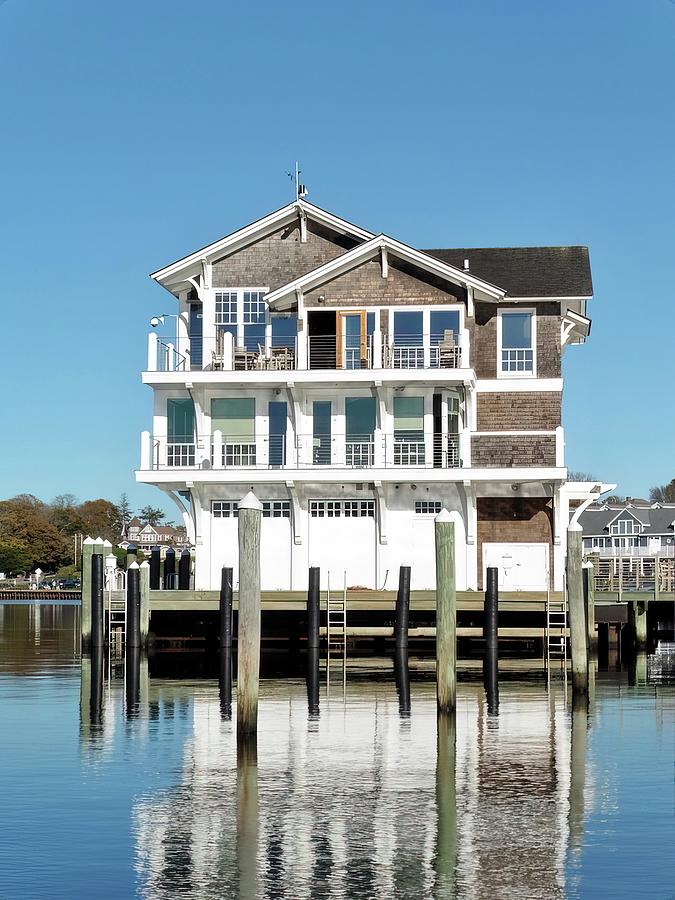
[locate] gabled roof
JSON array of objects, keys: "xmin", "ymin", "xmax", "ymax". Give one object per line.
[
  {"xmin": 423, "ymin": 246, "xmax": 593, "ymax": 298},
  {"xmin": 151, "ymin": 199, "xmax": 374, "ymax": 289},
  {"xmin": 264, "ymin": 234, "xmax": 505, "ymax": 310},
  {"xmin": 579, "ymin": 504, "xmax": 675, "ymax": 536},
  {"xmin": 605, "ymin": 507, "xmax": 649, "ymax": 528}
]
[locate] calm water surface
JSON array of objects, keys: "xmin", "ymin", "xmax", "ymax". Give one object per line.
[{"xmin": 0, "ymin": 603, "xmax": 673, "ymax": 900}]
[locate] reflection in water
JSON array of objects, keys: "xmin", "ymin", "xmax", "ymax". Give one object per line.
[
  {"xmin": 306, "ymin": 647, "xmax": 320, "ymax": 718},
  {"xmin": 2, "ymin": 604, "xmax": 675, "ymax": 900},
  {"xmin": 220, "ymin": 648, "xmax": 233, "ymax": 720},
  {"xmin": 483, "ymin": 650, "xmax": 499, "ymax": 716}
]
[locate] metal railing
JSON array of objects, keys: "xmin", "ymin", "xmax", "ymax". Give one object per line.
[
  {"xmin": 385, "ymin": 333, "xmax": 461, "ymax": 370},
  {"xmin": 592, "ymin": 555, "xmax": 675, "ymax": 593},
  {"xmin": 157, "ymin": 339, "xmax": 188, "ymax": 372},
  {"xmin": 148, "ymin": 432, "xmax": 462, "ymax": 470},
  {"xmin": 307, "ymin": 335, "xmax": 374, "ymax": 370}
]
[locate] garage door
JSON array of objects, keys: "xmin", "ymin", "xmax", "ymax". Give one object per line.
[
  {"xmin": 308, "ymin": 500, "xmax": 376, "ymax": 589},
  {"xmin": 210, "ymin": 501, "xmax": 292, "ymax": 590},
  {"xmin": 482, "ymin": 543, "xmax": 549, "ymax": 591}
]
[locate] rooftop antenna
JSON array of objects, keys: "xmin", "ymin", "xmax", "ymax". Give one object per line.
[{"xmin": 287, "ymin": 161, "xmax": 308, "ymax": 200}]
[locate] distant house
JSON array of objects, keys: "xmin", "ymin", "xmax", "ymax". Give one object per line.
[
  {"xmin": 578, "ymin": 501, "xmax": 675, "ymax": 556},
  {"xmin": 120, "ymin": 517, "xmax": 193, "ymax": 553}
]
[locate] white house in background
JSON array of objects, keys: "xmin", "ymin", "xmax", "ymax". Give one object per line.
[
  {"xmin": 136, "ymin": 196, "xmax": 598, "ymax": 592},
  {"xmin": 120, "ymin": 517, "xmax": 192, "ymax": 553},
  {"xmin": 578, "ymin": 502, "xmax": 675, "ymax": 557}
]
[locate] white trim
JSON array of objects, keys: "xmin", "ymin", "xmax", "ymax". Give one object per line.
[
  {"xmin": 264, "ymin": 234, "xmax": 505, "ymax": 309},
  {"xmin": 151, "ymin": 199, "xmax": 374, "ymax": 287},
  {"xmin": 474, "ymin": 430, "xmax": 556, "ymax": 436},
  {"xmin": 497, "ymin": 307, "xmax": 537, "ymax": 378},
  {"xmin": 605, "ymin": 507, "xmax": 647, "ymax": 530},
  {"xmin": 507, "ymin": 295, "xmax": 592, "ymax": 302},
  {"xmin": 475, "ymin": 378, "xmax": 562, "ymax": 392}
]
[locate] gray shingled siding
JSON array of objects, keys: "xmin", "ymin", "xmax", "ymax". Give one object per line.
[
  {"xmin": 471, "ymin": 435, "xmax": 557, "ymax": 467},
  {"xmin": 477, "ymin": 393, "xmax": 561, "ymax": 431},
  {"xmin": 472, "ymin": 301, "xmax": 561, "ymax": 379}
]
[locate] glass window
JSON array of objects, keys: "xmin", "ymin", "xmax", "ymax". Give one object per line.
[
  {"xmin": 211, "ymin": 398, "xmax": 255, "ymax": 442},
  {"xmin": 415, "ymin": 500, "xmax": 442, "ymax": 514},
  {"xmin": 394, "ymin": 396, "xmax": 424, "ymax": 440},
  {"xmin": 345, "ymin": 397, "xmax": 376, "ymax": 440},
  {"xmin": 313, "ymin": 401, "xmax": 331, "ymax": 465},
  {"xmin": 167, "ymin": 399, "xmax": 195, "ymax": 443},
  {"xmin": 242, "ymin": 291, "xmax": 266, "ymax": 324},
  {"xmin": 244, "ymin": 323, "xmax": 266, "ymax": 352},
  {"xmin": 430, "ymin": 310, "xmax": 460, "ymax": 344},
  {"xmin": 271, "ymin": 313, "xmax": 297, "ymax": 350},
  {"xmin": 500, "ymin": 311, "xmax": 534, "ymax": 373},
  {"xmin": 394, "ymin": 311, "xmax": 423, "ymax": 346},
  {"xmin": 215, "ymin": 291, "xmax": 238, "ymax": 325}
]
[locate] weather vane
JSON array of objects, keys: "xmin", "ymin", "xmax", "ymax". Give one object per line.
[{"xmin": 287, "ymin": 162, "xmax": 308, "ymax": 200}]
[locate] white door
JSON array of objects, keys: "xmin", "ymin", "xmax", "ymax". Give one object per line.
[
  {"xmin": 483, "ymin": 542, "xmax": 549, "ymax": 591},
  {"xmin": 308, "ymin": 500, "xmax": 376, "ymax": 589},
  {"xmin": 210, "ymin": 501, "xmax": 292, "ymax": 590}
]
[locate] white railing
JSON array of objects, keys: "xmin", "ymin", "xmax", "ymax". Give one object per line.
[
  {"xmin": 166, "ymin": 442, "xmax": 195, "ymax": 467},
  {"xmin": 345, "ymin": 440, "xmax": 374, "ymax": 467}
]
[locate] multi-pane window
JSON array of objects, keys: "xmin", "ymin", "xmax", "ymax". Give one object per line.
[
  {"xmin": 212, "ymin": 501, "xmax": 238, "ymax": 518},
  {"xmin": 309, "ymin": 500, "xmax": 375, "ymax": 518},
  {"xmin": 610, "ymin": 518, "xmax": 641, "ymax": 535},
  {"xmin": 415, "ymin": 500, "xmax": 442, "ymax": 515},
  {"xmin": 262, "ymin": 501, "xmax": 291, "ymax": 518},
  {"xmin": 215, "ymin": 291, "xmax": 238, "ymax": 325},
  {"xmin": 499, "ymin": 310, "xmax": 535, "ymax": 375},
  {"xmin": 243, "ymin": 291, "xmax": 266, "ymax": 323}
]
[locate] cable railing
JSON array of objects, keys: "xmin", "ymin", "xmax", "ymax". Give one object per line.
[
  {"xmin": 146, "ymin": 432, "xmax": 462, "ymax": 470},
  {"xmin": 307, "ymin": 335, "xmax": 374, "ymax": 370}
]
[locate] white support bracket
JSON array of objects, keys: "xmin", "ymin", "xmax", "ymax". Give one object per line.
[
  {"xmin": 298, "ymin": 209, "xmax": 307, "ymax": 243},
  {"xmin": 200, "ymin": 257, "xmax": 212, "ymax": 291},
  {"xmin": 374, "ymin": 481, "xmax": 388, "ymax": 545},
  {"xmin": 285, "ymin": 480, "xmax": 303, "ymax": 545},
  {"xmin": 462, "ymin": 479, "xmax": 476, "ymax": 545},
  {"xmin": 162, "ymin": 489, "xmax": 196, "ymax": 546},
  {"xmin": 467, "ymin": 285, "xmax": 475, "ymax": 319},
  {"xmin": 380, "ymin": 245, "xmax": 388, "ymax": 278}
]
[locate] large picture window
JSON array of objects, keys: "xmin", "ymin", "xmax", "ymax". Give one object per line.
[
  {"xmin": 498, "ymin": 309, "xmax": 535, "ymax": 375},
  {"xmin": 214, "ymin": 288, "xmax": 268, "ymax": 351}
]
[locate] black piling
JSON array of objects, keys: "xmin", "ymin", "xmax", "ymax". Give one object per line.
[
  {"xmin": 126, "ymin": 564, "xmax": 141, "ymax": 649},
  {"xmin": 91, "ymin": 553, "xmax": 105, "ymax": 649},
  {"xmin": 164, "ymin": 547, "xmax": 176, "ymax": 589},
  {"xmin": 220, "ymin": 651, "xmax": 233, "ymax": 719},
  {"xmin": 307, "ymin": 567, "xmax": 320, "ymax": 649},
  {"xmin": 149, "ymin": 546, "xmax": 161, "ymax": 590},
  {"xmin": 125, "ymin": 647, "xmax": 141, "ymax": 719},
  {"xmin": 306, "ymin": 646, "xmax": 320, "ymax": 717},
  {"xmin": 220, "ymin": 566, "xmax": 234, "ymax": 650},
  {"xmin": 483, "ymin": 566, "xmax": 499, "ymax": 714},
  {"xmin": 394, "ymin": 647, "xmax": 411, "ymax": 717},
  {"xmin": 178, "ymin": 549, "xmax": 191, "ymax": 590},
  {"xmin": 90, "ymin": 645, "xmax": 105, "ymax": 725},
  {"xmin": 394, "ymin": 565, "xmax": 411, "ymax": 650}
]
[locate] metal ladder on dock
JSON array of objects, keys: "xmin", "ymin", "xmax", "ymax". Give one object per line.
[
  {"xmin": 545, "ymin": 584, "xmax": 568, "ymax": 678},
  {"xmin": 325, "ymin": 571, "xmax": 347, "ymax": 695},
  {"xmin": 107, "ymin": 594, "xmax": 127, "ymax": 656}
]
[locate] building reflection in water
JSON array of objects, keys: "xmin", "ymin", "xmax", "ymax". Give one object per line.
[{"xmin": 125, "ymin": 672, "xmax": 591, "ymax": 900}]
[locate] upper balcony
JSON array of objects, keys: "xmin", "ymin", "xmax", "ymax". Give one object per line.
[{"xmin": 146, "ymin": 328, "xmax": 466, "ymax": 380}]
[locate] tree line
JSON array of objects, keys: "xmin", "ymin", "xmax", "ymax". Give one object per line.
[
  {"xmin": 568, "ymin": 473, "xmax": 675, "ymax": 505},
  {"xmin": 0, "ymin": 493, "xmax": 175, "ymax": 575}
]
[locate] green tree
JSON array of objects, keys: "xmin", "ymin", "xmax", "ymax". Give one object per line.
[
  {"xmin": 0, "ymin": 498, "xmax": 69, "ymax": 571},
  {"xmin": 0, "ymin": 539, "xmax": 32, "ymax": 575},
  {"xmin": 47, "ymin": 494, "xmax": 84, "ymax": 535},
  {"xmin": 116, "ymin": 493, "xmax": 133, "ymax": 536},
  {"xmin": 78, "ymin": 499, "xmax": 120, "ymax": 544},
  {"xmin": 138, "ymin": 505, "xmax": 166, "ymax": 527},
  {"xmin": 649, "ymin": 480, "xmax": 675, "ymax": 504}
]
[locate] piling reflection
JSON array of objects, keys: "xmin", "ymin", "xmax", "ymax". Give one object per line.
[
  {"xmin": 125, "ymin": 648, "xmax": 148, "ymax": 720},
  {"xmin": 434, "ymin": 713, "xmax": 457, "ymax": 899},
  {"xmin": 569, "ymin": 693, "xmax": 589, "ymax": 856},
  {"xmin": 394, "ymin": 647, "xmax": 411, "ymax": 717},
  {"xmin": 483, "ymin": 651, "xmax": 499, "ymax": 715},
  {"xmin": 306, "ymin": 647, "xmax": 320, "ymax": 718},
  {"xmin": 236, "ymin": 737, "xmax": 259, "ymax": 899},
  {"xmin": 219, "ymin": 648, "xmax": 233, "ymax": 719}
]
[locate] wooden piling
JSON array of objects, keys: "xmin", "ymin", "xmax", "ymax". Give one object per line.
[
  {"xmin": 435, "ymin": 712, "xmax": 457, "ymax": 892},
  {"xmin": 582, "ymin": 561, "xmax": 596, "ymax": 654},
  {"xmin": 307, "ymin": 566, "xmax": 320, "ymax": 649},
  {"xmin": 126, "ymin": 543, "xmax": 138, "ymax": 569},
  {"xmin": 394, "ymin": 565, "xmax": 411, "ymax": 650},
  {"xmin": 149, "ymin": 546, "xmax": 161, "ymax": 590},
  {"xmin": 178, "ymin": 549, "xmax": 191, "ymax": 590},
  {"xmin": 435, "ymin": 510, "xmax": 456, "ymax": 713},
  {"xmin": 80, "ymin": 537, "xmax": 95, "ymax": 651},
  {"xmin": 629, "ymin": 599, "xmax": 648, "ymax": 651},
  {"xmin": 139, "ymin": 561, "xmax": 150, "ymax": 648},
  {"xmin": 164, "ymin": 547, "xmax": 176, "ymax": 589},
  {"xmin": 220, "ymin": 566, "xmax": 234, "ymax": 649},
  {"xmin": 237, "ymin": 491, "xmax": 263, "ymax": 738},
  {"xmin": 91, "ymin": 553, "xmax": 104, "ymax": 649},
  {"xmin": 567, "ymin": 524, "xmax": 588, "ymax": 693},
  {"xmin": 126, "ymin": 562, "xmax": 141, "ymax": 649}
]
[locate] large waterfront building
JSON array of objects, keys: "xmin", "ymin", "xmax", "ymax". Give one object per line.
[{"xmin": 136, "ymin": 198, "xmax": 595, "ymax": 592}]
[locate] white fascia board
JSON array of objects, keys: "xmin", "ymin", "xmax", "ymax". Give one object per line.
[
  {"xmin": 265, "ymin": 235, "xmax": 505, "ymax": 309},
  {"xmin": 507, "ymin": 296, "xmax": 592, "ymax": 302},
  {"xmin": 150, "ymin": 199, "xmax": 374, "ymax": 288},
  {"xmin": 475, "ymin": 378, "xmax": 562, "ymax": 392},
  {"xmin": 136, "ymin": 466, "xmax": 566, "ymax": 486},
  {"xmin": 142, "ymin": 368, "xmax": 476, "ymax": 388},
  {"xmin": 604, "ymin": 507, "xmax": 647, "ymax": 528}
]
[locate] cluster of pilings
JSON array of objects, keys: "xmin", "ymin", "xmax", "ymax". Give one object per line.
[{"xmin": 148, "ymin": 546, "xmax": 192, "ymax": 591}]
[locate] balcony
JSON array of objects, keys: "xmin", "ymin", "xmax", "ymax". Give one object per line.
[
  {"xmin": 146, "ymin": 330, "xmax": 464, "ymax": 374},
  {"xmin": 143, "ymin": 432, "xmax": 462, "ymax": 471}
]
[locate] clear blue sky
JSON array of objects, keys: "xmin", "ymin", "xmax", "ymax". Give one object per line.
[{"xmin": 1, "ymin": 0, "xmax": 673, "ymax": 516}]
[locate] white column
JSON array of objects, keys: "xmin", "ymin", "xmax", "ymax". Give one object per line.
[
  {"xmin": 177, "ymin": 304, "xmax": 190, "ymax": 369},
  {"xmin": 202, "ymin": 287, "xmax": 216, "ymax": 369},
  {"xmin": 553, "ymin": 484, "xmax": 568, "ymax": 591},
  {"xmin": 212, "ymin": 429, "xmax": 223, "ymax": 469},
  {"xmin": 464, "ymin": 482, "xmax": 478, "ymax": 590},
  {"xmin": 296, "ymin": 290, "xmax": 307, "ymax": 369},
  {"xmin": 555, "ymin": 425, "xmax": 565, "ymax": 467}
]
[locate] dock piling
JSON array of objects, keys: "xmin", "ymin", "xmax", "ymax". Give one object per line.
[
  {"xmin": 80, "ymin": 537, "xmax": 95, "ymax": 651},
  {"xmin": 91, "ymin": 553, "xmax": 105, "ymax": 649},
  {"xmin": 139, "ymin": 561, "xmax": 150, "ymax": 648},
  {"xmin": 306, "ymin": 646, "xmax": 320, "ymax": 717},
  {"xmin": 126, "ymin": 562, "xmax": 141, "ymax": 649},
  {"xmin": 394, "ymin": 565, "xmax": 411, "ymax": 650},
  {"xmin": 394, "ymin": 647, "xmax": 411, "ymax": 717},
  {"xmin": 484, "ymin": 566, "xmax": 499, "ymax": 714},
  {"xmin": 567, "ymin": 524, "xmax": 589, "ymax": 693},
  {"xmin": 164, "ymin": 547, "xmax": 176, "ymax": 589},
  {"xmin": 220, "ymin": 566, "xmax": 234, "ymax": 650},
  {"xmin": 149, "ymin": 546, "xmax": 161, "ymax": 590},
  {"xmin": 629, "ymin": 599, "xmax": 648, "ymax": 651},
  {"xmin": 178, "ymin": 549, "xmax": 191, "ymax": 590},
  {"xmin": 583, "ymin": 560, "xmax": 596, "ymax": 654},
  {"xmin": 435, "ymin": 510, "xmax": 456, "ymax": 713},
  {"xmin": 307, "ymin": 567, "xmax": 320, "ymax": 649},
  {"xmin": 237, "ymin": 492, "xmax": 263, "ymax": 738}
]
